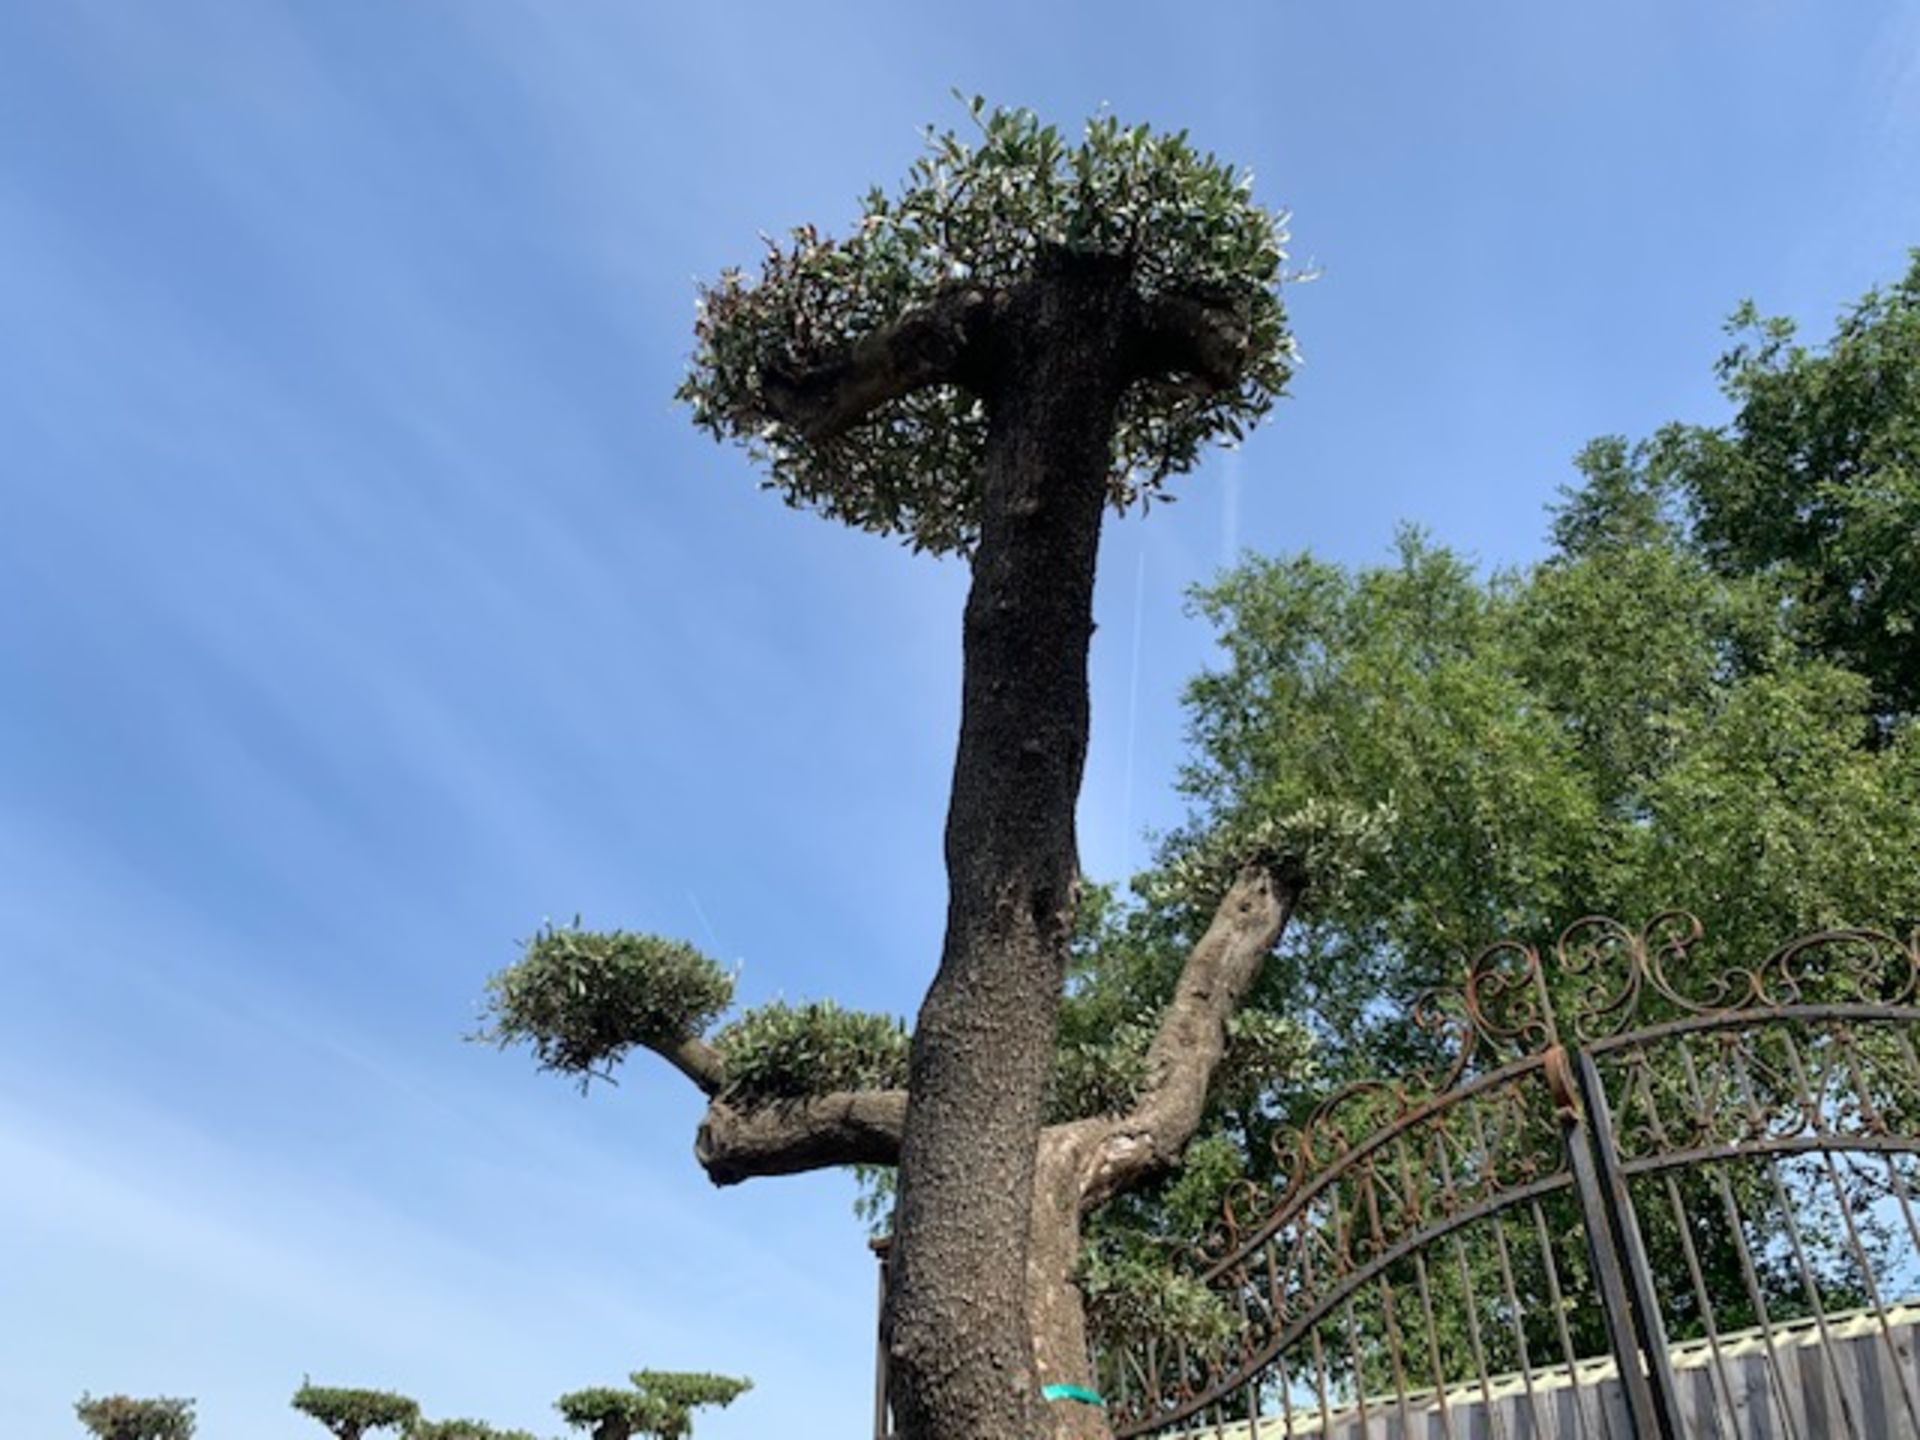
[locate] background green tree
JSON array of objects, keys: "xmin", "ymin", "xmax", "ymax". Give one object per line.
[{"xmin": 1646, "ymin": 255, "xmax": 1920, "ymax": 724}]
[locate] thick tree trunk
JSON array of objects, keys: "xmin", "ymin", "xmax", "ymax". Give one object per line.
[
  {"xmin": 885, "ymin": 254, "xmax": 1134, "ymax": 1440},
  {"xmin": 1021, "ymin": 868, "xmax": 1299, "ymax": 1440},
  {"xmin": 1029, "ymin": 1124, "xmax": 1115, "ymax": 1440}
]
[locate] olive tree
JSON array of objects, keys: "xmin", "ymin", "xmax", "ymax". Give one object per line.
[
  {"xmin": 481, "ymin": 102, "xmax": 1302, "ymax": 1440},
  {"xmin": 411, "ymin": 1422, "xmax": 538, "ymax": 1440},
  {"xmin": 73, "ymin": 1394, "xmax": 195, "ymax": 1440},
  {"xmin": 290, "ymin": 1383, "xmax": 419, "ymax": 1440},
  {"xmin": 555, "ymin": 1371, "xmax": 750, "ymax": 1440}
]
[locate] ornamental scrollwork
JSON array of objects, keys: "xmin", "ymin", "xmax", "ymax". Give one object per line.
[{"xmin": 1558, "ymin": 911, "xmax": 1920, "ymax": 1039}]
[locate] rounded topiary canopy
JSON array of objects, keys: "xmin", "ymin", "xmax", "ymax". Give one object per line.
[
  {"xmin": 476, "ymin": 924, "xmax": 734, "ymax": 1084},
  {"xmin": 557, "ymin": 1371, "xmax": 749, "ymax": 1440},
  {"xmin": 411, "ymin": 1421, "xmax": 537, "ymax": 1440},
  {"xmin": 73, "ymin": 1395, "xmax": 196, "ymax": 1440},
  {"xmin": 679, "ymin": 100, "xmax": 1295, "ymax": 555},
  {"xmin": 290, "ymin": 1383, "xmax": 419, "ymax": 1440}
]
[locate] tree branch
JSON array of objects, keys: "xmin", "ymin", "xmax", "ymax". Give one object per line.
[
  {"xmin": 660, "ymin": 1035, "xmax": 726, "ymax": 1097},
  {"xmin": 1129, "ymin": 288, "xmax": 1254, "ymax": 393},
  {"xmin": 695, "ymin": 1089, "xmax": 908, "ymax": 1186},
  {"xmin": 1071, "ymin": 863, "xmax": 1298, "ymax": 1210},
  {"xmin": 759, "ymin": 285, "xmax": 994, "ymax": 442}
]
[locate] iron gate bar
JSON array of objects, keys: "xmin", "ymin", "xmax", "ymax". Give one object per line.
[
  {"xmin": 1569, "ymin": 1045, "xmax": 1686, "ymax": 1439},
  {"xmin": 1728, "ymin": 1042, "xmax": 1869, "ymax": 1439},
  {"xmin": 1670, "ymin": 1039, "xmax": 1809, "ymax": 1440},
  {"xmin": 1622, "ymin": 1051, "xmax": 1757, "ymax": 1439},
  {"xmin": 1467, "ymin": 1096, "xmax": 1556, "ymax": 1436},
  {"xmin": 1615, "ymin": 1132, "xmax": 1920, "ymax": 1176},
  {"xmin": 1124, "ymin": 1170, "xmax": 1585, "ymax": 1437},
  {"xmin": 1192, "ymin": 1053, "xmax": 1563, "ymax": 1286},
  {"xmin": 1581, "ymin": 1003, "xmax": 1920, "ymax": 1056},
  {"xmin": 1784, "ymin": 1110, "xmax": 1920, "ymax": 1432}
]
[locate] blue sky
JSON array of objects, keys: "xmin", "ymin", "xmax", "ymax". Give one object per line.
[{"xmin": 2, "ymin": 4, "xmax": 1917, "ymax": 1437}]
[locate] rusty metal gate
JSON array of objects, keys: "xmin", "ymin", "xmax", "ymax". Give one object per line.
[{"xmin": 1101, "ymin": 916, "xmax": 1920, "ymax": 1439}]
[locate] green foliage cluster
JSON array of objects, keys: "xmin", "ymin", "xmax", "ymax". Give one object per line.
[
  {"xmin": 626, "ymin": 1373, "xmax": 751, "ymax": 1421},
  {"xmin": 1172, "ymin": 512, "xmax": 1920, "ymax": 1062},
  {"xmin": 292, "ymin": 1384, "xmax": 420, "ymax": 1440},
  {"xmin": 556, "ymin": 1372, "xmax": 749, "ymax": 1440},
  {"xmin": 1145, "ymin": 796, "xmax": 1394, "ymax": 922},
  {"xmin": 1080, "ymin": 1246, "xmax": 1236, "ymax": 1351},
  {"xmin": 410, "ymin": 1421, "xmax": 536, "ymax": 1440},
  {"xmin": 477, "ymin": 925, "xmax": 734, "ymax": 1085},
  {"xmin": 678, "ymin": 99, "xmax": 1295, "ymax": 555},
  {"xmin": 74, "ymin": 1395, "xmax": 195, "ymax": 1440},
  {"xmin": 478, "ymin": 925, "xmax": 914, "ymax": 1104},
  {"xmin": 1218, "ymin": 1008, "xmax": 1317, "ymax": 1107},
  {"xmin": 713, "ymin": 1000, "xmax": 908, "ymax": 1102},
  {"xmin": 1550, "ymin": 257, "xmax": 1920, "ymax": 722},
  {"xmin": 1679, "ymin": 256, "xmax": 1920, "ymax": 719},
  {"xmin": 1079, "ymin": 1132, "xmax": 1250, "ymax": 1349},
  {"xmin": 1049, "ymin": 1009, "xmax": 1157, "ymax": 1121}
]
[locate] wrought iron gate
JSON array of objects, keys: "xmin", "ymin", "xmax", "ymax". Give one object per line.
[{"xmin": 1102, "ymin": 916, "xmax": 1920, "ymax": 1439}]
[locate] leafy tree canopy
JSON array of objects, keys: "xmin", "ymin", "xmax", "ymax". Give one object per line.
[
  {"xmin": 625, "ymin": 1373, "xmax": 751, "ymax": 1432},
  {"xmin": 1172, "ymin": 526, "xmax": 1919, "ymax": 1070},
  {"xmin": 677, "ymin": 98, "xmax": 1295, "ymax": 554},
  {"xmin": 477, "ymin": 924, "xmax": 908, "ymax": 1105},
  {"xmin": 712, "ymin": 1000, "xmax": 907, "ymax": 1100},
  {"xmin": 556, "ymin": 1372, "xmax": 749, "ymax": 1440},
  {"xmin": 410, "ymin": 1421, "xmax": 537, "ymax": 1440},
  {"xmin": 291, "ymin": 1383, "xmax": 420, "ymax": 1440},
  {"xmin": 74, "ymin": 1395, "xmax": 195, "ymax": 1440},
  {"xmin": 476, "ymin": 924, "xmax": 734, "ymax": 1087},
  {"xmin": 1561, "ymin": 251, "xmax": 1920, "ymax": 722}
]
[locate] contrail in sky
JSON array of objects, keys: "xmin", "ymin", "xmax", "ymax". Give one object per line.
[
  {"xmin": 687, "ymin": 889, "xmax": 726, "ymax": 957},
  {"xmin": 1119, "ymin": 544, "xmax": 1146, "ymax": 877},
  {"xmin": 1221, "ymin": 446, "xmax": 1243, "ymax": 567}
]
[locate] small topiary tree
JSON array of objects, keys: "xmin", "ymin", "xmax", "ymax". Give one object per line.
[
  {"xmin": 74, "ymin": 1394, "xmax": 195, "ymax": 1440},
  {"xmin": 411, "ymin": 1420, "xmax": 538, "ymax": 1440},
  {"xmin": 290, "ymin": 1382, "xmax": 420, "ymax": 1440},
  {"xmin": 555, "ymin": 1371, "xmax": 750, "ymax": 1440},
  {"xmin": 555, "ymin": 1387, "xmax": 649, "ymax": 1440},
  {"xmin": 626, "ymin": 1373, "xmax": 750, "ymax": 1440}
]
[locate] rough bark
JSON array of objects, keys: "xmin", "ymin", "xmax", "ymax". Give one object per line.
[
  {"xmin": 1020, "ymin": 865, "xmax": 1299, "ymax": 1440},
  {"xmin": 645, "ymin": 836, "xmax": 1293, "ymax": 1438},
  {"xmin": 703, "ymin": 257, "xmax": 1264, "ymax": 1440},
  {"xmin": 884, "ymin": 251, "xmax": 1138, "ymax": 1440},
  {"xmin": 759, "ymin": 284, "xmax": 994, "ymax": 442},
  {"xmin": 623, "ymin": 1025, "xmax": 907, "ymax": 1187},
  {"xmin": 695, "ymin": 1090, "xmax": 905, "ymax": 1185},
  {"xmin": 1029, "ymin": 1122, "xmax": 1113, "ymax": 1440},
  {"xmin": 1129, "ymin": 289, "xmax": 1255, "ymax": 394},
  {"xmin": 1080, "ymin": 863, "xmax": 1299, "ymax": 1209}
]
